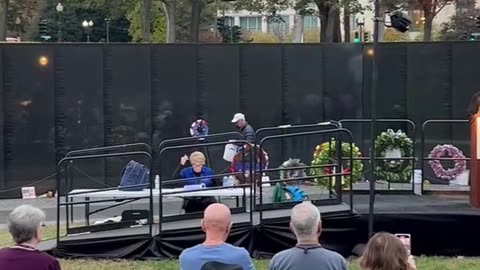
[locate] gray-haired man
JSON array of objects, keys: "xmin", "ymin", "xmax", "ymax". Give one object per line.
[
  {"xmin": 231, "ymin": 113, "xmax": 255, "ymax": 143},
  {"xmin": 269, "ymin": 202, "xmax": 347, "ymax": 270}
]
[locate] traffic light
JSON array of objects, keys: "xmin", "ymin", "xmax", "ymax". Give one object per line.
[
  {"xmin": 217, "ymin": 17, "xmax": 242, "ymax": 43},
  {"xmin": 353, "ymin": 31, "xmax": 360, "ymax": 43},
  {"xmin": 39, "ymin": 20, "xmax": 47, "ymax": 36},
  {"xmin": 230, "ymin": 26, "xmax": 242, "ymax": 43},
  {"xmin": 38, "ymin": 20, "xmax": 49, "ymax": 40},
  {"xmin": 476, "ymin": 17, "xmax": 480, "ymax": 29},
  {"xmin": 364, "ymin": 32, "xmax": 369, "ymax": 42}
]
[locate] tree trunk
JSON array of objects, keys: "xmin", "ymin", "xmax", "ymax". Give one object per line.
[
  {"xmin": 189, "ymin": 0, "xmax": 204, "ymax": 42},
  {"xmin": 334, "ymin": 11, "xmax": 341, "ymax": 42},
  {"xmin": 378, "ymin": 8, "xmax": 386, "ymax": 42},
  {"xmin": 326, "ymin": 8, "xmax": 341, "ymax": 42},
  {"xmin": 292, "ymin": 14, "xmax": 304, "ymax": 43},
  {"xmin": 319, "ymin": 14, "xmax": 328, "ymax": 42},
  {"xmin": 142, "ymin": 0, "xmax": 152, "ymax": 42},
  {"xmin": 25, "ymin": 0, "xmax": 47, "ymax": 41},
  {"xmin": 0, "ymin": 0, "xmax": 8, "ymax": 41},
  {"xmin": 423, "ymin": 11, "xmax": 433, "ymax": 41},
  {"xmin": 343, "ymin": 10, "xmax": 350, "ymax": 42},
  {"xmin": 318, "ymin": 3, "xmax": 328, "ymax": 43},
  {"xmin": 161, "ymin": 0, "xmax": 176, "ymax": 43}
]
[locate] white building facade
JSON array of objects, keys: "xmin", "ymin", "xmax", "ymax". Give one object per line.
[{"xmin": 221, "ymin": 0, "xmax": 475, "ymax": 41}]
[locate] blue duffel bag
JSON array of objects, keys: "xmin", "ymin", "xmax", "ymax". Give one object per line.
[{"xmin": 119, "ymin": 160, "xmax": 150, "ymax": 191}]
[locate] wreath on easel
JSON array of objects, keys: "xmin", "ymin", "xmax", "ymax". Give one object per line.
[
  {"xmin": 279, "ymin": 158, "xmax": 310, "ymax": 186},
  {"xmin": 310, "ymin": 139, "xmax": 363, "ymax": 188},
  {"xmin": 190, "ymin": 119, "xmax": 208, "ymax": 139},
  {"xmin": 428, "ymin": 144, "xmax": 466, "ymax": 181},
  {"xmin": 374, "ymin": 129, "xmax": 413, "ymax": 183},
  {"xmin": 230, "ymin": 144, "xmax": 268, "ymax": 184}
]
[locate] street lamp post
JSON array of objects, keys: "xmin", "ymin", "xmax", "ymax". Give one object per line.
[
  {"xmin": 15, "ymin": 17, "xmax": 21, "ymax": 39},
  {"xmin": 82, "ymin": 20, "xmax": 94, "ymax": 42},
  {"xmin": 56, "ymin": 3, "xmax": 64, "ymax": 42},
  {"xmin": 356, "ymin": 17, "xmax": 365, "ymax": 42},
  {"xmin": 368, "ymin": 0, "xmax": 381, "ymax": 238},
  {"xmin": 104, "ymin": 18, "xmax": 111, "ymax": 43}
]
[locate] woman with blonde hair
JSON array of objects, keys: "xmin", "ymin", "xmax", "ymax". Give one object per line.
[
  {"xmin": 177, "ymin": 151, "xmax": 217, "ymax": 213},
  {"xmin": 359, "ymin": 232, "xmax": 416, "ymax": 270}
]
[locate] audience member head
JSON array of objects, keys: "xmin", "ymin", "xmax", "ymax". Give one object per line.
[
  {"xmin": 8, "ymin": 205, "xmax": 46, "ymax": 247},
  {"xmin": 231, "ymin": 113, "xmax": 247, "ymax": 129},
  {"xmin": 201, "ymin": 203, "xmax": 232, "ymax": 244},
  {"xmin": 190, "ymin": 151, "xmax": 206, "ymax": 173},
  {"xmin": 289, "ymin": 202, "xmax": 321, "ymax": 244},
  {"xmin": 360, "ymin": 232, "xmax": 411, "ymax": 270}
]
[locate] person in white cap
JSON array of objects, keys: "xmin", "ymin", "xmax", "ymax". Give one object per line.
[{"xmin": 231, "ymin": 113, "xmax": 255, "ymax": 143}]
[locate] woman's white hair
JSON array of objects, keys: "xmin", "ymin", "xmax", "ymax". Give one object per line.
[
  {"xmin": 290, "ymin": 202, "xmax": 321, "ymax": 240},
  {"xmin": 8, "ymin": 205, "xmax": 46, "ymax": 244}
]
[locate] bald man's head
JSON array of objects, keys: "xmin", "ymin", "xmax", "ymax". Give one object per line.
[{"xmin": 201, "ymin": 203, "xmax": 232, "ymax": 237}]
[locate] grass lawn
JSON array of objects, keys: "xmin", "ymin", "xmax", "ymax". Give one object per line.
[{"xmin": 1, "ymin": 227, "xmax": 480, "ymax": 269}]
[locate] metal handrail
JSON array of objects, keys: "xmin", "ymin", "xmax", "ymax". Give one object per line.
[
  {"xmin": 257, "ymin": 128, "xmax": 355, "ymax": 222},
  {"xmin": 266, "ymin": 173, "xmax": 350, "ymax": 185},
  {"xmin": 420, "ymin": 119, "xmax": 470, "ymax": 194},
  {"xmin": 68, "ymin": 183, "xmax": 150, "ymax": 196},
  {"xmin": 162, "ymin": 171, "xmax": 244, "ymax": 185},
  {"xmin": 261, "ymin": 164, "xmax": 337, "ymax": 173},
  {"xmin": 255, "ymin": 121, "xmax": 342, "ymax": 144},
  {"xmin": 162, "ymin": 184, "xmax": 251, "ymax": 196},
  {"xmin": 56, "ymin": 150, "xmax": 153, "ymax": 244},
  {"xmin": 65, "ymin": 142, "xmax": 152, "ymax": 157},
  {"xmin": 59, "ymin": 196, "xmax": 151, "ymax": 206},
  {"xmin": 158, "ymin": 139, "xmax": 253, "ymax": 232},
  {"xmin": 158, "ymin": 132, "xmax": 243, "ymax": 150}
]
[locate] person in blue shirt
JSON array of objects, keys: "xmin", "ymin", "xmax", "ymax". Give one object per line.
[
  {"xmin": 179, "ymin": 151, "xmax": 215, "ymax": 187},
  {"xmin": 179, "ymin": 203, "xmax": 255, "ymax": 270},
  {"xmin": 178, "ymin": 151, "xmax": 217, "ymax": 213}
]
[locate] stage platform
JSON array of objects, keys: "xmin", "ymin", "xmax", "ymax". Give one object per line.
[{"xmin": 42, "ymin": 193, "xmax": 480, "ymax": 259}]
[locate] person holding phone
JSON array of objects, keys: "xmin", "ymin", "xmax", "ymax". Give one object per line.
[{"xmin": 359, "ymin": 232, "xmax": 416, "ymax": 270}]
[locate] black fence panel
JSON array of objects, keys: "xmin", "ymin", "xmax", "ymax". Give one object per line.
[
  {"xmin": 0, "ymin": 42, "xmax": 478, "ymax": 198},
  {"xmin": 60, "ymin": 45, "xmax": 106, "ymax": 189},
  {"xmin": 0, "ymin": 47, "xmax": 4, "ymax": 191},
  {"xmin": 2, "ymin": 45, "xmax": 56, "ymax": 197}
]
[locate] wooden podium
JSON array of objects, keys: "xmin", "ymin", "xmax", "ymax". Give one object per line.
[{"xmin": 470, "ymin": 113, "xmax": 480, "ymax": 208}]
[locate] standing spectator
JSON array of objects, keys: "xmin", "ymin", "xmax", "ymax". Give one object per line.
[
  {"xmin": 231, "ymin": 113, "xmax": 255, "ymax": 143},
  {"xmin": 359, "ymin": 232, "xmax": 416, "ymax": 270},
  {"xmin": 269, "ymin": 202, "xmax": 347, "ymax": 270},
  {"xmin": 179, "ymin": 203, "xmax": 255, "ymax": 270},
  {"xmin": 0, "ymin": 205, "xmax": 61, "ymax": 270}
]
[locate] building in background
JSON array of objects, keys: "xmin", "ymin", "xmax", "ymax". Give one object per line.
[{"xmin": 220, "ymin": 0, "xmax": 473, "ymax": 42}]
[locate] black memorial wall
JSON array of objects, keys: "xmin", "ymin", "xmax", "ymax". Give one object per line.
[{"xmin": 0, "ymin": 42, "xmax": 479, "ymax": 198}]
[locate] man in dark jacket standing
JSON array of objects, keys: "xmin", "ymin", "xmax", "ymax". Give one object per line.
[{"xmin": 231, "ymin": 113, "xmax": 255, "ymax": 143}]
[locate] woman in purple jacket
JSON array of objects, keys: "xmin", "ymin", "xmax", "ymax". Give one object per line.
[{"xmin": 0, "ymin": 205, "xmax": 61, "ymax": 270}]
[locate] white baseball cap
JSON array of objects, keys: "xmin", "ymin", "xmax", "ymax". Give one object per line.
[{"xmin": 231, "ymin": 113, "xmax": 245, "ymax": 123}]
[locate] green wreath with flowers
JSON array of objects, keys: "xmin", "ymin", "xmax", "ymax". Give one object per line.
[
  {"xmin": 374, "ymin": 129, "xmax": 413, "ymax": 183},
  {"xmin": 310, "ymin": 139, "xmax": 363, "ymax": 188}
]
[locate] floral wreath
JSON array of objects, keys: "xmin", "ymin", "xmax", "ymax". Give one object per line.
[
  {"xmin": 428, "ymin": 144, "xmax": 467, "ymax": 181},
  {"xmin": 374, "ymin": 129, "xmax": 413, "ymax": 183},
  {"xmin": 230, "ymin": 144, "xmax": 268, "ymax": 184},
  {"xmin": 190, "ymin": 119, "xmax": 208, "ymax": 138},
  {"xmin": 310, "ymin": 139, "xmax": 363, "ymax": 188},
  {"xmin": 279, "ymin": 158, "xmax": 306, "ymax": 180}
]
